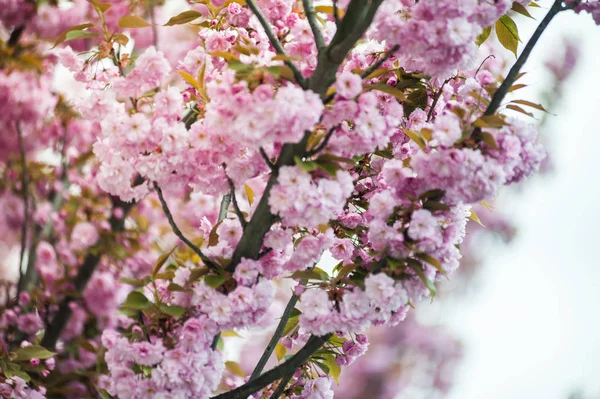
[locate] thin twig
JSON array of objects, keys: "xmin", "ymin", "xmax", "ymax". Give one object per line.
[
  {"xmin": 259, "ymin": 147, "xmax": 275, "ymax": 170},
  {"xmin": 223, "ymin": 169, "xmax": 247, "ymax": 229},
  {"xmin": 332, "ymin": 0, "xmax": 340, "ymax": 26},
  {"xmin": 245, "ymin": 0, "xmax": 306, "ymax": 87},
  {"xmin": 426, "ymin": 76, "xmax": 455, "ymax": 122},
  {"xmin": 16, "ymin": 123, "xmax": 29, "ymax": 300},
  {"xmin": 307, "ymin": 126, "xmax": 337, "ymax": 156},
  {"xmin": 148, "ymin": 0, "xmax": 159, "ymax": 49},
  {"xmin": 154, "ymin": 182, "xmax": 218, "ymax": 271},
  {"xmin": 484, "ymin": 0, "xmax": 563, "ymax": 116},
  {"xmin": 250, "ymin": 288, "xmax": 302, "ymax": 380},
  {"xmin": 303, "ymin": 0, "xmax": 326, "ymax": 50},
  {"xmin": 361, "ymin": 44, "xmax": 400, "ymax": 79}
]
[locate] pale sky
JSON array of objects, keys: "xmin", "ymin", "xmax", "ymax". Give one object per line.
[{"xmin": 438, "ymin": 4, "xmax": 600, "ymax": 399}]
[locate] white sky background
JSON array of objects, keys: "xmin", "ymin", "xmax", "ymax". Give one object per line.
[{"xmin": 432, "ymin": 4, "xmax": 600, "ymax": 399}]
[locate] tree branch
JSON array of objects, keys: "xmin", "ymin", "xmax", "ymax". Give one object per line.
[
  {"xmin": 212, "ymin": 334, "xmax": 332, "ymax": 399},
  {"xmin": 250, "ymin": 288, "xmax": 301, "ymax": 380},
  {"xmin": 268, "ymin": 372, "xmax": 294, "ymax": 399},
  {"xmin": 245, "ymin": 0, "xmax": 306, "ymax": 87},
  {"xmin": 223, "ymin": 169, "xmax": 247, "ymax": 229},
  {"xmin": 484, "ymin": 0, "xmax": 563, "ymax": 116},
  {"xmin": 16, "ymin": 123, "xmax": 30, "ymax": 299},
  {"xmin": 41, "ymin": 193, "xmax": 139, "ymax": 350},
  {"xmin": 303, "ymin": 0, "xmax": 326, "ymax": 50},
  {"xmin": 154, "ymin": 182, "xmax": 218, "ymax": 271}
]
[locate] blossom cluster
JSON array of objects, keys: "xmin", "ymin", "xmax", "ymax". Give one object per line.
[{"xmin": 0, "ymin": 0, "xmax": 586, "ymax": 398}]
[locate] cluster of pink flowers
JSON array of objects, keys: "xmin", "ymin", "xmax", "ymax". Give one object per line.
[
  {"xmin": 1, "ymin": 0, "xmax": 588, "ymax": 397},
  {"xmin": 269, "ymin": 167, "xmax": 354, "ymax": 229},
  {"xmin": 372, "ymin": 0, "xmax": 513, "ymax": 76},
  {"xmin": 101, "ymin": 317, "xmax": 224, "ymax": 398}
]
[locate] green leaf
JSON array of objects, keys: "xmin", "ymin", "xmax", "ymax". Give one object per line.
[
  {"xmin": 64, "ymin": 30, "xmax": 99, "ymax": 42},
  {"xmin": 480, "ymin": 131, "xmax": 499, "ymax": 149},
  {"xmin": 118, "ymin": 15, "xmax": 151, "ymax": 29},
  {"xmin": 121, "ymin": 291, "xmax": 151, "ymax": 310},
  {"xmin": 472, "ymin": 114, "xmax": 507, "ymax": 129},
  {"xmin": 324, "ymin": 355, "xmax": 342, "ymax": 384},
  {"xmin": 407, "ymin": 261, "xmax": 436, "ymax": 298},
  {"xmin": 294, "ymin": 156, "xmax": 319, "ymax": 173},
  {"xmin": 510, "ymin": 99, "xmax": 548, "ymax": 112},
  {"xmin": 476, "ymin": 26, "xmax": 492, "ymax": 46},
  {"xmin": 415, "ymin": 253, "xmax": 445, "ymax": 276},
  {"xmin": 422, "ymin": 200, "xmax": 451, "ymax": 212},
  {"xmin": 153, "ymin": 246, "xmax": 176, "ymax": 276},
  {"xmin": 225, "ymin": 361, "xmax": 246, "ymax": 378},
  {"xmin": 469, "ymin": 209, "xmax": 486, "ymax": 227},
  {"xmin": 177, "ymin": 70, "xmax": 202, "ymax": 91},
  {"xmin": 364, "ymin": 83, "xmax": 407, "ymax": 101},
  {"xmin": 283, "ymin": 316, "xmax": 299, "ymax": 336},
  {"xmin": 275, "ymin": 343, "xmax": 287, "ymax": 361},
  {"xmin": 167, "ymin": 283, "xmax": 189, "ymax": 292},
  {"xmin": 403, "ymin": 129, "xmax": 427, "ymax": 151},
  {"xmin": 289, "ymin": 269, "xmax": 329, "ymax": 281},
  {"xmin": 511, "ymin": 2, "xmax": 534, "ymax": 19},
  {"xmin": 506, "ymin": 104, "xmax": 534, "ymax": 117},
  {"xmin": 419, "ymin": 189, "xmax": 446, "ymax": 202},
  {"xmin": 119, "ymin": 277, "xmax": 148, "ymax": 287},
  {"xmin": 159, "ymin": 305, "xmax": 186, "ymax": 318},
  {"xmin": 112, "ymin": 33, "xmax": 129, "ymax": 46},
  {"xmin": 98, "ymin": 388, "xmax": 115, "ymax": 399},
  {"xmin": 14, "ymin": 345, "xmax": 55, "ymax": 361},
  {"xmin": 164, "ymin": 10, "xmax": 203, "ymax": 26},
  {"xmin": 204, "ymin": 272, "xmax": 226, "ymax": 288},
  {"xmin": 495, "ymin": 15, "xmax": 520, "ymax": 57},
  {"xmin": 244, "ymin": 184, "xmax": 255, "ymax": 206},
  {"xmin": 52, "ymin": 23, "xmax": 94, "ymax": 48}
]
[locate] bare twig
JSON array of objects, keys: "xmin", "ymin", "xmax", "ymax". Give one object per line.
[
  {"xmin": 426, "ymin": 76, "xmax": 455, "ymax": 122},
  {"xmin": 223, "ymin": 170, "xmax": 247, "ymax": 229},
  {"xmin": 361, "ymin": 44, "xmax": 400, "ymax": 79},
  {"xmin": 154, "ymin": 182, "xmax": 218, "ymax": 270},
  {"xmin": 259, "ymin": 147, "xmax": 275, "ymax": 170},
  {"xmin": 245, "ymin": 0, "xmax": 306, "ymax": 87}
]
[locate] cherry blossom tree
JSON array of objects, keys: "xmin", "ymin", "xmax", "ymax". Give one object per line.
[{"xmin": 0, "ymin": 0, "xmax": 598, "ymax": 398}]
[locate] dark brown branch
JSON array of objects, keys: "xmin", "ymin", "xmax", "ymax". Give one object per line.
[
  {"xmin": 260, "ymin": 147, "xmax": 275, "ymax": 170},
  {"xmin": 484, "ymin": 0, "xmax": 563, "ymax": 116},
  {"xmin": 211, "ymin": 334, "xmax": 332, "ymax": 399},
  {"xmin": 250, "ymin": 289, "xmax": 301, "ymax": 380},
  {"xmin": 268, "ymin": 372, "xmax": 294, "ymax": 399},
  {"xmin": 154, "ymin": 182, "xmax": 218, "ymax": 271}
]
